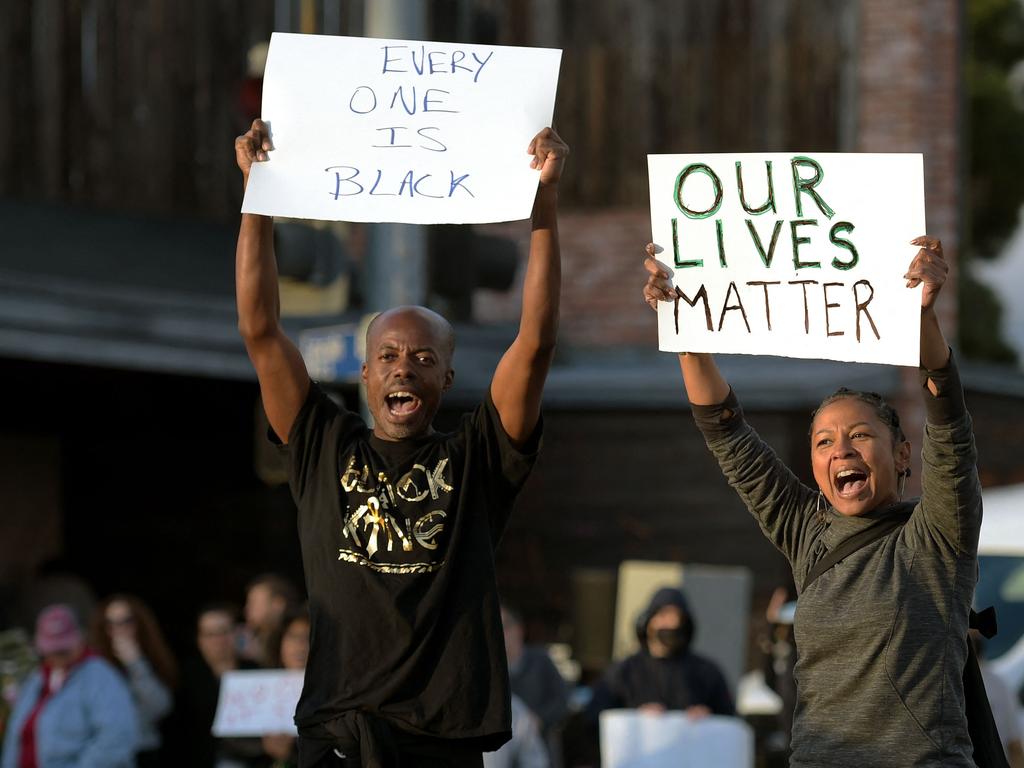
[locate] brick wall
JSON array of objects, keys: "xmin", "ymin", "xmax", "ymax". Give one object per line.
[
  {"xmin": 857, "ymin": 0, "xmax": 960, "ymax": 329},
  {"xmin": 857, "ymin": 0, "xmax": 962, "ymax": 495}
]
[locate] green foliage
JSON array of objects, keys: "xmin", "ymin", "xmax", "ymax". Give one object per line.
[
  {"xmin": 0, "ymin": 629, "xmax": 36, "ymax": 741},
  {"xmin": 962, "ymin": 0, "xmax": 1024, "ymax": 363},
  {"xmin": 970, "ymin": 0, "xmax": 1024, "ymax": 70},
  {"xmin": 967, "ymin": 0, "xmax": 1024, "ymax": 257},
  {"xmin": 958, "ymin": 271, "xmax": 1018, "ymax": 363}
]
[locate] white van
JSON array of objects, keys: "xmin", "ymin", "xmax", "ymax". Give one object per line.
[{"xmin": 976, "ymin": 483, "xmax": 1024, "ymax": 729}]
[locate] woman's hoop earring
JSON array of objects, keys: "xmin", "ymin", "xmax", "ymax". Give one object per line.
[
  {"xmin": 816, "ymin": 490, "xmax": 826, "ymax": 519},
  {"xmin": 898, "ymin": 471, "xmax": 907, "ymax": 502}
]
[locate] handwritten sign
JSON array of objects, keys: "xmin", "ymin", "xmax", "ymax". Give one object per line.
[
  {"xmin": 647, "ymin": 153, "xmax": 926, "ymax": 366},
  {"xmin": 211, "ymin": 669, "xmax": 303, "ymax": 736},
  {"xmin": 242, "ymin": 33, "xmax": 561, "ymax": 224}
]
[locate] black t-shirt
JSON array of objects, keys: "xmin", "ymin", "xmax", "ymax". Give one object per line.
[{"xmin": 284, "ymin": 383, "xmax": 539, "ymax": 749}]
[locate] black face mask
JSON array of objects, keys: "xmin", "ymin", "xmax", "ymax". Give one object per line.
[{"xmin": 653, "ymin": 627, "xmax": 688, "ymax": 654}]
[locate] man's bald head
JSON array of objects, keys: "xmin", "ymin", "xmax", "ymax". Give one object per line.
[{"xmin": 366, "ymin": 306, "xmax": 455, "ymax": 366}]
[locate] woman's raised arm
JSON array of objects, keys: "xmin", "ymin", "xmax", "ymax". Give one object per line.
[{"xmin": 643, "ymin": 243, "xmax": 730, "ymax": 405}]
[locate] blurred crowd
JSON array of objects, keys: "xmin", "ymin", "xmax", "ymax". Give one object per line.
[
  {"xmin": 4, "ymin": 574, "xmax": 1017, "ymax": 768},
  {"xmin": 18, "ymin": 577, "xmax": 1016, "ymax": 768},
  {"xmin": 0, "ymin": 576, "xmax": 760, "ymax": 768},
  {"xmin": 7, "ymin": 578, "xmax": 1018, "ymax": 768},
  {"xmin": 0, "ymin": 575, "xmax": 309, "ymax": 768}
]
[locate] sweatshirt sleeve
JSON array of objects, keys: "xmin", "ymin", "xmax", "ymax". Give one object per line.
[
  {"xmin": 124, "ymin": 657, "xmax": 173, "ymax": 724},
  {"xmin": 913, "ymin": 352, "xmax": 981, "ymax": 558},
  {"xmin": 692, "ymin": 389, "xmax": 822, "ymax": 577}
]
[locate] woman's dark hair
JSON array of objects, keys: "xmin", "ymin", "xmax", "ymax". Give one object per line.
[
  {"xmin": 809, "ymin": 388, "xmax": 906, "ymax": 445},
  {"xmin": 90, "ymin": 593, "xmax": 178, "ymax": 689}
]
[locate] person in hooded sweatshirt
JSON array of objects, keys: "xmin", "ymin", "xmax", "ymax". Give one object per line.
[{"xmin": 588, "ymin": 587, "xmax": 734, "ymax": 718}]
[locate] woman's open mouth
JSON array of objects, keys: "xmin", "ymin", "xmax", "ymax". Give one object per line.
[
  {"xmin": 834, "ymin": 468, "xmax": 869, "ymax": 498},
  {"xmin": 385, "ymin": 391, "xmax": 422, "ymax": 419}
]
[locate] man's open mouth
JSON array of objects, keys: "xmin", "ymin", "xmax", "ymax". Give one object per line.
[
  {"xmin": 385, "ymin": 391, "xmax": 422, "ymax": 418},
  {"xmin": 834, "ymin": 468, "xmax": 869, "ymax": 498}
]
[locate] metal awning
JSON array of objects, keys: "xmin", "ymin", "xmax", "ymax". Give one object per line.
[{"xmin": 3, "ymin": 200, "xmax": 1021, "ymax": 409}]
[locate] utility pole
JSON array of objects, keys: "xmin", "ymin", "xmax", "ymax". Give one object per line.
[{"xmin": 363, "ymin": 0, "xmax": 429, "ymax": 312}]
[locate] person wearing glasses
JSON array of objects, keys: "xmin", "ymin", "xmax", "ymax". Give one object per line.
[{"xmin": 91, "ymin": 594, "xmax": 178, "ymax": 768}]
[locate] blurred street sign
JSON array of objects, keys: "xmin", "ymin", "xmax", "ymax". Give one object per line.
[{"xmin": 299, "ymin": 323, "xmax": 363, "ymax": 382}]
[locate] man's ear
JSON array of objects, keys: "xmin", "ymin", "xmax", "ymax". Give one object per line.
[
  {"xmin": 443, "ymin": 368, "xmax": 455, "ymax": 392},
  {"xmin": 360, "ymin": 362, "xmax": 368, "ymax": 385}
]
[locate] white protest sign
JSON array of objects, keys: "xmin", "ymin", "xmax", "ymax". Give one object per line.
[
  {"xmin": 600, "ymin": 711, "xmax": 754, "ymax": 768},
  {"xmin": 211, "ymin": 669, "xmax": 303, "ymax": 736},
  {"xmin": 242, "ymin": 33, "xmax": 562, "ymax": 224},
  {"xmin": 647, "ymin": 153, "xmax": 926, "ymax": 366}
]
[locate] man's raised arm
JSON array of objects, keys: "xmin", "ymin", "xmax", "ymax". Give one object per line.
[
  {"xmin": 490, "ymin": 127, "xmax": 569, "ymax": 447},
  {"xmin": 235, "ymin": 119, "xmax": 310, "ymax": 443}
]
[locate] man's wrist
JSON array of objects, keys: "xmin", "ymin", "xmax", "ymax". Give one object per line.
[
  {"xmin": 531, "ymin": 185, "xmax": 558, "ymax": 225},
  {"xmin": 533, "ymin": 184, "xmax": 558, "ymax": 209}
]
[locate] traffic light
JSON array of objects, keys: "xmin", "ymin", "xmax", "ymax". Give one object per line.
[
  {"xmin": 273, "ymin": 220, "xmax": 352, "ymax": 316},
  {"xmin": 428, "ymin": 225, "xmax": 519, "ymax": 321}
]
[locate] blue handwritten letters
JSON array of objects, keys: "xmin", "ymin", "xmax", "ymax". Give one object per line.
[
  {"xmin": 329, "ymin": 45, "xmax": 494, "ymax": 203},
  {"xmin": 241, "ymin": 33, "xmax": 561, "ymax": 224},
  {"xmin": 380, "ymin": 45, "xmax": 495, "ymax": 82}
]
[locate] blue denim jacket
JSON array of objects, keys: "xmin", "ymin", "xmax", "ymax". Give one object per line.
[{"xmin": 1, "ymin": 655, "xmax": 139, "ymax": 768}]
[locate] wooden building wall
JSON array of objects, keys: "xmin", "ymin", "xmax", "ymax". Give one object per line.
[
  {"xmin": 543, "ymin": 0, "xmax": 854, "ymax": 206},
  {"xmin": 0, "ymin": 0, "xmax": 853, "ymax": 217},
  {"xmin": 1, "ymin": 0, "xmax": 279, "ymax": 217}
]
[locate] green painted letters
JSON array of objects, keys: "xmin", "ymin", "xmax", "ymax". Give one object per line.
[
  {"xmin": 671, "ymin": 218, "xmax": 704, "ymax": 268},
  {"xmin": 829, "ymin": 221, "xmax": 859, "ymax": 270},
  {"xmin": 674, "ymin": 163, "xmax": 724, "ymax": 219},
  {"xmin": 791, "ymin": 156, "xmax": 835, "ymax": 220},
  {"xmin": 736, "ymin": 160, "xmax": 776, "ymax": 215}
]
